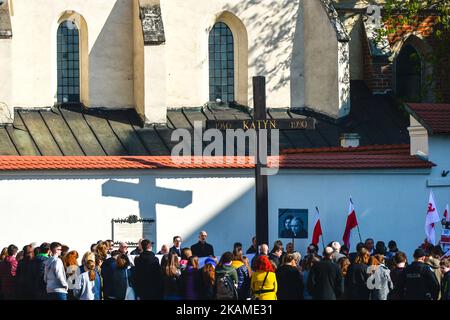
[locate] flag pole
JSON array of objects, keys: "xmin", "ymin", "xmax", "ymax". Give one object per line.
[
  {"xmin": 316, "ymin": 206, "xmax": 326, "ymax": 250},
  {"xmin": 356, "ymin": 224, "xmax": 363, "ymax": 243}
]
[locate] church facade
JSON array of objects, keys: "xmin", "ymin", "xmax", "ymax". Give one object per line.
[{"xmin": 1, "ymin": 0, "xmax": 354, "ymax": 124}]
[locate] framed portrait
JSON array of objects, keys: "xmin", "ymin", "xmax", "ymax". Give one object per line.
[{"xmin": 279, "ymin": 208, "xmax": 308, "ymax": 239}]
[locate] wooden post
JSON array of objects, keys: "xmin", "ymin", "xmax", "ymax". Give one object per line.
[{"xmin": 253, "ymin": 76, "xmax": 269, "ymax": 246}]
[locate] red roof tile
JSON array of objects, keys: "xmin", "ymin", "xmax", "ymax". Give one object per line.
[
  {"xmin": 406, "ymin": 103, "xmax": 450, "ymax": 135},
  {"xmin": 0, "ymin": 145, "xmax": 434, "ymax": 171}
]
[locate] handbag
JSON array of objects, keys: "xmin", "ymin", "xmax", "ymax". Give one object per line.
[
  {"xmin": 124, "ymin": 269, "xmax": 136, "ymax": 300},
  {"xmin": 251, "ymin": 272, "xmax": 269, "ymax": 300}
]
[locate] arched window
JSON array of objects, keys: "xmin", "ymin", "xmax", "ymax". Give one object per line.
[
  {"xmin": 57, "ymin": 21, "xmax": 80, "ymax": 103},
  {"xmin": 396, "ymin": 45, "xmax": 422, "ymax": 102},
  {"xmin": 209, "ymin": 22, "xmax": 234, "ymax": 103}
]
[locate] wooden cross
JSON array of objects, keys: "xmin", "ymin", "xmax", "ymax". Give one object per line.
[{"xmin": 206, "ymin": 76, "xmax": 316, "ymax": 246}]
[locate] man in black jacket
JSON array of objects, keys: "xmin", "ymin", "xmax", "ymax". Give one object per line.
[
  {"xmin": 401, "ymin": 248, "xmax": 440, "ymax": 300},
  {"xmin": 133, "ymin": 239, "xmax": 162, "ymax": 300},
  {"xmin": 169, "ymin": 235, "xmax": 182, "ymax": 257},
  {"xmin": 191, "ymin": 231, "xmax": 214, "ymax": 257},
  {"xmin": 307, "ymin": 247, "xmax": 343, "ymax": 300}
]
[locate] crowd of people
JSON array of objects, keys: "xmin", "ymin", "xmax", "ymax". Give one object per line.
[{"xmin": 0, "ymin": 231, "xmax": 449, "ymax": 300}]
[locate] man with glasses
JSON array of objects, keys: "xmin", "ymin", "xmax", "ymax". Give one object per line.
[
  {"xmin": 44, "ymin": 242, "xmax": 68, "ymax": 300},
  {"xmin": 169, "ymin": 236, "xmax": 183, "ymax": 257},
  {"xmin": 191, "ymin": 230, "xmax": 214, "ymax": 257}
]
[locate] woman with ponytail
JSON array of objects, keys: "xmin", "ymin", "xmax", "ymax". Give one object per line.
[{"xmin": 75, "ymin": 259, "xmax": 102, "ymax": 300}]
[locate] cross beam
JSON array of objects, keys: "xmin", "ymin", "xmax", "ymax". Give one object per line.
[{"xmin": 206, "ymin": 76, "xmax": 316, "ymax": 247}]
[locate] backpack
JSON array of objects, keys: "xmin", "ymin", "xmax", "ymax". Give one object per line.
[{"xmin": 215, "ymin": 271, "xmax": 238, "ymax": 300}]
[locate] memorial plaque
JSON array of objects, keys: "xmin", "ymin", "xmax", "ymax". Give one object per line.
[{"xmin": 111, "ymin": 215, "xmax": 155, "ymax": 247}]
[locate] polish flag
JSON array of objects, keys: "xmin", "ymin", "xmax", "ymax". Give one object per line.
[
  {"xmin": 312, "ymin": 207, "xmax": 323, "ymax": 246},
  {"xmin": 342, "ymin": 198, "xmax": 358, "ymax": 249},
  {"xmin": 444, "ymin": 204, "xmax": 449, "ymax": 222},
  {"xmin": 425, "ymin": 191, "xmax": 441, "ymax": 245}
]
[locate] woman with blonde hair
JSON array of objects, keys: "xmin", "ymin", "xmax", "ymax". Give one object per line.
[
  {"xmin": 338, "ymin": 257, "xmax": 351, "ymax": 299},
  {"xmin": 231, "ymin": 247, "xmax": 251, "ymax": 300},
  {"xmin": 80, "ymin": 252, "xmax": 96, "ymax": 273},
  {"xmin": 75, "ymin": 259, "xmax": 102, "ymax": 300},
  {"xmin": 250, "ymin": 255, "xmax": 277, "ymax": 300},
  {"xmin": 348, "ymin": 247, "xmax": 370, "ymax": 300},
  {"xmin": 0, "ymin": 247, "xmax": 7, "ymax": 261}
]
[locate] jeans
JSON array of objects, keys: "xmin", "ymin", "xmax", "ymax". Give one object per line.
[{"xmin": 48, "ymin": 292, "xmax": 68, "ymax": 300}]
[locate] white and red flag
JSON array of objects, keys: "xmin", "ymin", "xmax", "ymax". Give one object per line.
[
  {"xmin": 312, "ymin": 207, "xmax": 323, "ymax": 246},
  {"xmin": 444, "ymin": 204, "xmax": 449, "ymax": 222},
  {"xmin": 425, "ymin": 191, "xmax": 441, "ymax": 245},
  {"xmin": 342, "ymin": 198, "xmax": 358, "ymax": 249}
]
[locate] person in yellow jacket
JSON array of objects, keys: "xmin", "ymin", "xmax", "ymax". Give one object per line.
[{"xmin": 250, "ymin": 255, "xmax": 277, "ymax": 300}]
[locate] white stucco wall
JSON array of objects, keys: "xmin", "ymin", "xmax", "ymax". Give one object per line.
[
  {"xmin": 0, "ymin": 166, "xmax": 447, "ymax": 260},
  {"xmin": 428, "ymin": 136, "xmax": 450, "ymax": 181},
  {"xmin": 0, "ymin": 170, "xmax": 255, "ymax": 256},
  {"xmin": 9, "ymin": 0, "xmax": 134, "ymax": 108},
  {"xmin": 160, "ymin": 0, "xmax": 303, "ymax": 109}
]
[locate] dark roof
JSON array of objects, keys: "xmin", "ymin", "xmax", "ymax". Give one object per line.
[
  {"xmin": 0, "ymin": 145, "xmax": 433, "ymax": 171},
  {"xmin": 405, "ymin": 103, "xmax": 450, "ymax": 135},
  {"xmin": 0, "ymin": 81, "xmax": 410, "ymax": 156}
]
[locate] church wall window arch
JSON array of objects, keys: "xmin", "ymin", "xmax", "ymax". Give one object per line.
[
  {"xmin": 54, "ymin": 12, "xmax": 89, "ymax": 106},
  {"xmin": 207, "ymin": 12, "xmax": 248, "ymax": 106},
  {"xmin": 393, "ymin": 35, "xmax": 434, "ymax": 103},
  {"xmin": 395, "ymin": 44, "xmax": 422, "ymax": 102}
]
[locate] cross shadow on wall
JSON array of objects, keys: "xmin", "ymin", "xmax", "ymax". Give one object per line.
[{"xmin": 102, "ymin": 176, "xmax": 193, "ymax": 244}]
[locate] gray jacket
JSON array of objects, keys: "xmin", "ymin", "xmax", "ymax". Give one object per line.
[
  {"xmin": 44, "ymin": 256, "xmax": 68, "ymax": 294},
  {"xmin": 367, "ymin": 264, "xmax": 393, "ymax": 300}
]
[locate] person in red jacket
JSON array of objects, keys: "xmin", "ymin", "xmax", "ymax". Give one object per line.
[{"xmin": 0, "ymin": 244, "xmax": 18, "ymax": 300}]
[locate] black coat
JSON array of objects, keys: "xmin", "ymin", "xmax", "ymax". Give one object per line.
[
  {"xmin": 401, "ymin": 261, "xmax": 440, "ymax": 300},
  {"xmin": 246, "ymin": 245, "xmax": 257, "ymax": 254},
  {"xmin": 30, "ymin": 255, "xmax": 49, "ymax": 299},
  {"xmin": 276, "ymin": 265, "xmax": 304, "ymax": 300},
  {"xmin": 307, "ymin": 259, "xmax": 343, "ymax": 300},
  {"xmin": 191, "ymin": 242, "xmax": 214, "ymax": 258},
  {"xmin": 348, "ymin": 263, "xmax": 370, "ymax": 300},
  {"xmin": 112, "ymin": 267, "xmax": 134, "ymax": 300},
  {"xmin": 268, "ymin": 253, "xmax": 280, "ymax": 268},
  {"xmin": 442, "ymin": 271, "xmax": 450, "ymax": 300},
  {"xmin": 15, "ymin": 259, "xmax": 35, "ymax": 300},
  {"xmin": 101, "ymin": 257, "xmax": 117, "ymax": 299},
  {"xmin": 388, "ymin": 267, "xmax": 406, "ymax": 300},
  {"xmin": 169, "ymin": 246, "xmax": 182, "ymax": 257},
  {"xmin": 134, "ymin": 251, "xmax": 163, "ymax": 299}
]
